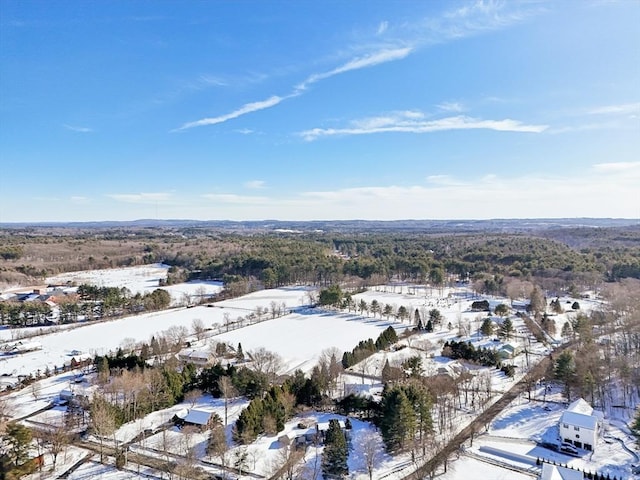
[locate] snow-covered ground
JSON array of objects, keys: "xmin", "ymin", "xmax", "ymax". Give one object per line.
[
  {"xmin": 4, "ymin": 271, "xmax": 622, "ymax": 480},
  {"xmin": 216, "ymin": 309, "xmax": 410, "ymax": 374},
  {"xmin": 44, "ymin": 263, "xmax": 224, "ymax": 305},
  {"xmin": 45, "ymin": 264, "xmax": 171, "ymax": 294},
  {"xmin": 0, "ymin": 286, "xmax": 315, "ymax": 378}
]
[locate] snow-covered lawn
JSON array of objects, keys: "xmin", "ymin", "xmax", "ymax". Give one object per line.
[
  {"xmin": 3, "ymin": 369, "xmax": 95, "ymax": 420},
  {"xmin": 23, "ymin": 445, "xmax": 90, "ymax": 480},
  {"xmin": 67, "ymin": 460, "xmax": 166, "ymax": 480},
  {"xmin": 437, "ymin": 454, "xmax": 533, "ymax": 480}
]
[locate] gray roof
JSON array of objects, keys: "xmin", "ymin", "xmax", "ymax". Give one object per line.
[{"xmin": 183, "ymin": 409, "xmax": 213, "ymax": 426}]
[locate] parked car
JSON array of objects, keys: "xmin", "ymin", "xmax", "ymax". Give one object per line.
[
  {"xmin": 560, "ymin": 443, "xmax": 579, "ymax": 455},
  {"xmin": 539, "ymin": 441, "xmax": 559, "ymax": 452}
]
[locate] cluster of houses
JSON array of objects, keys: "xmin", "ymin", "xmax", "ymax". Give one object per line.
[
  {"xmin": 0, "ymin": 340, "xmax": 42, "ymax": 355},
  {"xmin": 172, "ymin": 407, "xmax": 350, "ymax": 451},
  {"xmin": 1, "ymin": 285, "xmax": 76, "ymax": 305},
  {"xmin": 0, "ymin": 285, "xmax": 78, "ymax": 324}
]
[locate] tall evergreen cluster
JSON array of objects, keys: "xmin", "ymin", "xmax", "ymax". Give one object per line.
[
  {"xmin": 379, "ymin": 383, "xmax": 432, "ymax": 453},
  {"xmin": 442, "ymin": 340, "xmax": 501, "ymax": 367},
  {"xmin": 341, "ymin": 326, "xmax": 398, "ymax": 368},
  {"xmin": 233, "ymin": 385, "xmax": 293, "ymax": 443}
]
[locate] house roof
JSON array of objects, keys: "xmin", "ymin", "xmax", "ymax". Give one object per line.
[
  {"xmin": 560, "ymin": 410, "xmax": 598, "ymax": 430},
  {"xmin": 540, "ymin": 463, "xmax": 583, "ymax": 480},
  {"xmin": 566, "ymin": 398, "xmax": 593, "ymax": 415},
  {"xmin": 183, "ymin": 409, "xmax": 213, "ymax": 426},
  {"xmin": 560, "ymin": 398, "xmax": 598, "ymax": 430},
  {"xmin": 178, "ymin": 349, "xmax": 211, "ymax": 360}
]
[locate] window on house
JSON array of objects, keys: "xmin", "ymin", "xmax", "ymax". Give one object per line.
[
  {"xmin": 563, "ymin": 424, "xmax": 569, "ymax": 428},
  {"xmin": 574, "ymin": 426, "xmax": 579, "ymax": 431}
]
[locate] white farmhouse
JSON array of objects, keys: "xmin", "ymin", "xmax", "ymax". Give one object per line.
[
  {"xmin": 558, "ymin": 398, "xmax": 601, "ymax": 452},
  {"xmin": 177, "ymin": 348, "xmax": 213, "ymax": 367}
]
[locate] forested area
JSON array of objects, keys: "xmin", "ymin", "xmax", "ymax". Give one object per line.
[{"xmin": 1, "ymin": 226, "xmax": 639, "ymax": 292}]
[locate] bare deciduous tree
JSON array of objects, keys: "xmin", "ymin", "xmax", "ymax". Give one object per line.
[
  {"xmin": 184, "ymin": 388, "xmax": 202, "ymax": 409},
  {"xmin": 248, "ymin": 347, "xmax": 283, "ymax": 382},
  {"xmin": 271, "ymin": 443, "xmax": 305, "ymax": 480},
  {"xmin": 359, "ymin": 430, "xmax": 382, "ymax": 480},
  {"xmin": 218, "ymin": 376, "xmax": 237, "ymax": 427},
  {"xmin": 90, "ymin": 394, "xmax": 116, "ymax": 463},
  {"xmin": 191, "ymin": 318, "xmax": 206, "ymax": 341}
]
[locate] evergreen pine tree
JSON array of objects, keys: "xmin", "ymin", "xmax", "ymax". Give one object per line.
[
  {"xmin": 380, "ymin": 387, "xmax": 416, "ymax": 452},
  {"xmin": 322, "ymin": 419, "xmax": 349, "ymax": 479}
]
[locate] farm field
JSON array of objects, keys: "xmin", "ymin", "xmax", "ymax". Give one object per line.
[{"xmin": 0, "ymin": 286, "xmax": 311, "ymax": 378}]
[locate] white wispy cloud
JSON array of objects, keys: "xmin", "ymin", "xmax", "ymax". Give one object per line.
[
  {"xmin": 295, "ymin": 47, "xmax": 412, "ymax": 92},
  {"xmin": 174, "ymin": 1, "xmax": 540, "ymax": 131},
  {"xmin": 234, "ymin": 128, "xmax": 255, "ymax": 135},
  {"xmin": 244, "ymin": 180, "xmax": 266, "ymax": 189},
  {"xmin": 107, "ymin": 192, "xmax": 173, "ymax": 204},
  {"xmin": 63, "ymin": 124, "xmax": 93, "ymax": 133},
  {"xmin": 174, "ymin": 96, "xmax": 284, "ymax": 131},
  {"xmin": 426, "ymin": 174, "xmax": 459, "ymax": 185},
  {"xmin": 299, "ymin": 111, "xmax": 547, "ymax": 141},
  {"xmin": 202, "ymin": 193, "xmax": 269, "ymax": 205},
  {"xmin": 588, "ymin": 102, "xmax": 640, "ymax": 115},
  {"xmin": 70, "ymin": 196, "xmax": 89, "ymax": 203},
  {"xmin": 288, "ymin": 169, "xmax": 638, "ymax": 219},
  {"xmin": 437, "ymin": 101, "xmax": 465, "ymax": 113},
  {"xmin": 592, "ymin": 161, "xmax": 640, "ymax": 172}
]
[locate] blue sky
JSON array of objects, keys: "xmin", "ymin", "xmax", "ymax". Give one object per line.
[{"xmin": 1, "ymin": 0, "xmax": 639, "ymax": 222}]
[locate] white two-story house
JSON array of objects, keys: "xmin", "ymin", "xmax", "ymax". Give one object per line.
[{"xmin": 558, "ymin": 398, "xmax": 601, "ymax": 452}]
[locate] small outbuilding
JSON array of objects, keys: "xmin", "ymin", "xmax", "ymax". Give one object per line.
[{"xmin": 182, "ymin": 409, "xmax": 216, "ymax": 431}]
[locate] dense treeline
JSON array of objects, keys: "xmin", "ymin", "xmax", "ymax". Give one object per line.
[
  {"xmin": 341, "ymin": 326, "xmax": 398, "ymax": 368},
  {"xmin": 441, "ymin": 340, "xmax": 516, "ymax": 377},
  {"xmin": 2, "ymin": 227, "xmax": 639, "ymax": 291}
]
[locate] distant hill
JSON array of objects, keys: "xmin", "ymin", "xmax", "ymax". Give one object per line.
[{"xmin": 0, "ymin": 218, "xmax": 638, "ymax": 233}]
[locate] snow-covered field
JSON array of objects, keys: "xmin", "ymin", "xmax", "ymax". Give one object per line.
[
  {"xmin": 45, "ymin": 264, "xmax": 171, "ymax": 294},
  {"xmin": 0, "ymin": 286, "xmax": 313, "ymax": 378},
  {"xmin": 43, "ymin": 263, "xmax": 224, "ymax": 305},
  {"xmin": 216, "ymin": 309, "xmax": 410, "ymax": 374}
]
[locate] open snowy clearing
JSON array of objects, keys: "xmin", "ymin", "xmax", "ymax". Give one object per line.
[
  {"xmin": 215, "ymin": 309, "xmax": 410, "ymax": 374},
  {"xmin": 437, "ymin": 454, "xmax": 533, "ymax": 480},
  {"xmin": 42, "ymin": 263, "xmax": 224, "ymax": 305},
  {"xmin": 45, "ymin": 264, "xmax": 171, "ymax": 294},
  {"xmin": 0, "ymin": 287, "xmax": 314, "ymax": 378}
]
